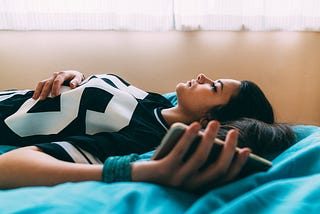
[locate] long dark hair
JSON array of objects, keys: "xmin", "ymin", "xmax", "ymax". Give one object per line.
[
  {"xmin": 217, "ymin": 118, "xmax": 295, "ymax": 159},
  {"xmin": 209, "ymin": 80, "xmax": 274, "ymax": 124}
]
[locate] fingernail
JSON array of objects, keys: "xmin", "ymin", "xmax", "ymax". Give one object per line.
[{"xmin": 245, "ymin": 149, "xmax": 251, "ymax": 158}]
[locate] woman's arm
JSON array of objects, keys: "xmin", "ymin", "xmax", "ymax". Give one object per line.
[
  {"xmin": 0, "ymin": 146, "xmax": 102, "ymax": 189},
  {"xmin": 0, "ymin": 121, "xmax": 249, "ymax": 191},
  {"xmin": 32, "ymin": 70, "xmax": 85, "ymax": 100}
]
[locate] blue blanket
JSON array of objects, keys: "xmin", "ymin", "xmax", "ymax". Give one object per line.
[{"xmin": 0, "ymin": 125, "xmax": 319, "ymax": 213}]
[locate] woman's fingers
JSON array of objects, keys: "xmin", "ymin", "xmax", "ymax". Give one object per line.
[
  {"xmin": 175, "ymin": 121, "xmax": 220, "ymax": 185},
  {"xmin": 53, "ymin": 70, "xmax": 83, "ymax": 91},
  {"xmin": 190, "ymin": 129, "xmax": 239, "ymax": 189},
  {"xmin": 179, "ymin": 124, "xmax": 249, "ymax": 192},
  {"xmin": 213, "ymin": 148, "xmax": 250, "ymax": 187},
  {"xmin": 32, "ymin": 81, "xmax": 45, "ymax": 100},
  {"xmin": 32, "ymin": 72, "xmax": 58, "ymax": 100},
  {"xmin": 134, "ymin": 121, "xmax": 250, "ymax": 192},
  {"xmin": 160, "ymin": 122, "xmax": 202, "ymax": 186},
  {"xmin": 207, "ymin": 129, "xmax": 239, "ymax": 177},
  {"xmin": 166, "ymin": 122, "xmax": 201, "ymax": 162},
  {"xmin": 32, "ymin": 70, "xmax": 84, "ymax": 100},
  {"xmin": 69, "ymin": 72, "xmax": 84, "ymax": 89}
]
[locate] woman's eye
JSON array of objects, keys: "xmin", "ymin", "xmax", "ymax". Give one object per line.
[{"xmin": 212, "ymin": 83, "xmax": 217, "ymax": 92}]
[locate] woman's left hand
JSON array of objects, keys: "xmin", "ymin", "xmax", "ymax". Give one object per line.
[{"xmin": 131, "ymin": 121, "xmax": 250, "ymax": 193}]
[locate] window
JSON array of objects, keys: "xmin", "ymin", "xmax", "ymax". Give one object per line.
[{"xmin": 0, "ymin": 0, "xmax": 319, "ymax": 31}]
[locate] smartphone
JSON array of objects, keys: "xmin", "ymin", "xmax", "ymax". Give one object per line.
[{"xmin": 152, "ymin": 123, "xmax": 272, "ymax": 178}]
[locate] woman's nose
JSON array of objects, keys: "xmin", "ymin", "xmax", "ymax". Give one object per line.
[
  {"xmin": 197, "ymin": 73, "xmax": 212, "ymax": 84},
  {"xmin": 197, "ymin": 73, "xmax": 205, "ymax": 83}
]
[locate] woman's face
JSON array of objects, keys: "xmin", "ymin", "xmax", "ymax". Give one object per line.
[{"xmin": 176, "ymin": 73, "xmax": 241, "ymax": 117}]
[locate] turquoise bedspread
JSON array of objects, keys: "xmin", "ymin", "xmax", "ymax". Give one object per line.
[{"xmin": 0, "ymin": 125, "xmax": 319, "ymax": 213}]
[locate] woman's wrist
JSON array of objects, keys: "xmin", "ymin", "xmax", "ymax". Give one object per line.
[
  {"xmin": 102, "ymin": 154, "xmax": 139, "ymax": 183},
  {"xmin": 131, "ymin": 161, "xmax": 161, "ymax": 183}
]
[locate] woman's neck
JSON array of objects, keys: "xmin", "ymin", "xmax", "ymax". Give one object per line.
[{"xmin": 161, "ymin": 106, "xmax": 197, "ymax": 127}]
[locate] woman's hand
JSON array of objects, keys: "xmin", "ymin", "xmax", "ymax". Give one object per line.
[
  {"xmin": 32, "ymin": 70, "xmax": 85, "ymax": 100},
  {"xmin": 131, "ymin": 121, "xmax": 250, "ymax": 193}
]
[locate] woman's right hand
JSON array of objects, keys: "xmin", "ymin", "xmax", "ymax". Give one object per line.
[
  {"xmin": 131, "ymin": 121, "xmax": 250, "ymax": 193},
  {"xmin": 32, "ymin": 70, "xmax": 85, "ymax": 100}
]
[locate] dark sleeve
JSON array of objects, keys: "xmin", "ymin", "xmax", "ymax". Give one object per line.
[
  {"xmin": 35, "ymin": 143, "xmax": 74, "ymax": 162},
  {"xmin": 64, "ymin": 130, "xmax": 163, "ymax": 163}
]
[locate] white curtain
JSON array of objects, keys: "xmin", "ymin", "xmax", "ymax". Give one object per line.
[
  {"xmin": 0, "ymin": 0, "xmax": 319, "ymax": 31},
  {"xmin": 174, "ymin": 0, "xmax": 320, "ymax": 31},
  {"xmin": 0, "ymin": 0, "xmax": 174, "ymax": 31}
]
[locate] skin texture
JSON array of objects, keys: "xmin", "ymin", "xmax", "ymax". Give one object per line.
[
  {"xmin": 0, "ymin": 70, "xmax": 250, "ymax": 191},
  {"xmin": 131, "ymin": 121, "xmax": 250, "ymax": 193},
  {"xmin": 162, "ymin": 74, "xmax": 241, "ymax": 126}
]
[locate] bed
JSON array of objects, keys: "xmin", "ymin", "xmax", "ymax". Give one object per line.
[{"xmin": 0, "ymin": 93, "xmax": 319, "ymax": 213}]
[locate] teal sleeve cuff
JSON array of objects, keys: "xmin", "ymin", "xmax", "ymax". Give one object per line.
[{"xmin": 102, "ymin": 154, "xmax": 140, "ymax": 183}]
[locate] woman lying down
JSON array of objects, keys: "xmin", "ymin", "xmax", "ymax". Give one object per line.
[{"xmin": 0, "ymin": 70, "xmax": 295, "ymax": 192}]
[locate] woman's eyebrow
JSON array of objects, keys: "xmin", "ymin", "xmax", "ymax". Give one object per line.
[{"xmin": 217, "ymin": 80, "xmax": 224, "ymax": 91}]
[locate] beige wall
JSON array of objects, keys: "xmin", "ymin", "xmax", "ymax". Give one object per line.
[{"xmin": 0, "ymin": 31, "xmax": 319, "ymax": 125}]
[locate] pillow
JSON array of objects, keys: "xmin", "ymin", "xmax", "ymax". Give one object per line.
[
  {"xmin": 163, "ymin": 92, "xmax": 177, "ymax": 106},
  {"xmin": 0, "ymin": 145, "xmax": 17, "ymax": 155}
]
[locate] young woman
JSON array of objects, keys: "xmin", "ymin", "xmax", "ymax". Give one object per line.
[
  {"xmin": 32, "ymin": 70, "xmax": 274, "ymax": 124},
  {"xmin": 0, "ymin": 70, "xmax": 282, "ymax": 191}
]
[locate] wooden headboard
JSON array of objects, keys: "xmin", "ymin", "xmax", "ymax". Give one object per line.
[{"xmin": 0, "ymin": 31, "xmax": 319, "ymax": 125}]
